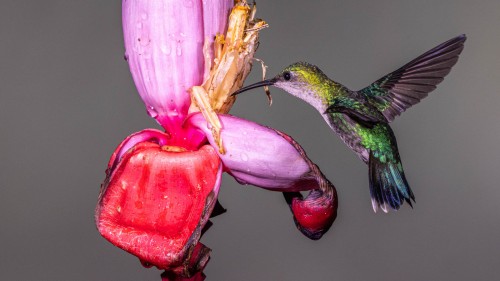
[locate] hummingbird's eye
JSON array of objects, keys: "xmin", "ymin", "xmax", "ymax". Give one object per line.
[{"xmin": 283, "ymin": 71, "xmax": 291, "ymax": 81}]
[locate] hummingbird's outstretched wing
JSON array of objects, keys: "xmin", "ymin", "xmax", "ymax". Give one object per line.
[{"xmin": 359, "ymin": 34, "xmax": 466, "ymax": 122}]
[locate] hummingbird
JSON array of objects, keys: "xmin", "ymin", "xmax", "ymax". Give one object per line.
[{"xmin": 233, "ymin": 34, "xmax": 466, "ymax": 212}]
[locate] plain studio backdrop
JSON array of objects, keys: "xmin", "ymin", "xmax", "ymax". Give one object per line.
[{"xmin": 1, "ymin": 1, "xmax": 499, "ymax": 280}]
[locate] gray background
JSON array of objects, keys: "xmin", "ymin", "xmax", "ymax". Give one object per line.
[{"xmin": 1, "ymin": 0, "xmax": 499, "ymax": 280}]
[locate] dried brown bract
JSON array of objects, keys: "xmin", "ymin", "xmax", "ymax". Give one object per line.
[{"xmin": 189, "ymin": 0, "xmax": 268, "ymax": 154}]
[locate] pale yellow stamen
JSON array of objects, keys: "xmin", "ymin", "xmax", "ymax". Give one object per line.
[
  {"xmin": 161, "ymin": 145, "xmax": 188, "ymax": 152},
  {"xmin": 189, "ymin": 86, "xmax": 224, "ymax": 154}
]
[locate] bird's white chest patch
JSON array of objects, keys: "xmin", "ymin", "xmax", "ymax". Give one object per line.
[{"xmin": 285, "ymin": 87, "xmax": 327, "ymax": 113}]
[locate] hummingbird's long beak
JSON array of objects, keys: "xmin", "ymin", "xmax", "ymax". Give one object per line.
[{"xmin": 231, "ymin": 79, "xmax": 275, "ymax": 96}]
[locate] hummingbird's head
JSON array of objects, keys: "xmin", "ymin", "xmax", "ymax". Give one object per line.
[
  {"xmin": 232, "ymin": 62, "xmax": 329, "ymax": 102},
  {"xmin": 273, "ymin": 62, "xmax": 327, "ymax": 93}
]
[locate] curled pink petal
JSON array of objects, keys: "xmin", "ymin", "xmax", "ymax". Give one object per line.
[
  {"xmin": 187, "ymin": 113, "xmax": 338, "ymax": 239},
  {"xmin": 278, "ymin": 132, "xmax": 338, "ymax": 240},
  {"xmin": 187, "ymin": 113, "xmax": 311, "ymax": 191},
  {"xmin": 122, "ymin": 0, "xmax": 233, "ymax": 135},
  {"xmin": 106, "ymin": 129, "xmax": 169, "ymax": 172},
  {"xmin": 106, "ymin": 129, "xmax": 206, "ymax": 168}
]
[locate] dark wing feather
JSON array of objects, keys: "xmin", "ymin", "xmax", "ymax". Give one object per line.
[
  {"xmin": 325, "ymin": 94, "xmax": 387, "ymax": 127},
  {"xmin": 326, "ymin": 105, "xmax": 380, "ymax": 128},
  {"xmin": 359, "ymin": 34, "xmax": 466, "ymax": 122}
]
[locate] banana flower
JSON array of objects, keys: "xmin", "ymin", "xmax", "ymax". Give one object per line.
[{"xmin": 95, "ymin": 1, "xmax": 338, "ymax": 279}]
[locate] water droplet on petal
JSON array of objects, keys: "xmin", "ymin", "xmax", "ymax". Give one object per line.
[
  {"xmin": 160, "ymin": 44, "xmax": 171, "ymax": 55},
  {"xmin": 168, "ymin": 33, "xmax": 185, "ymax": 57},
  {"xmin": 139, "ymin": 37, "xmax": 150, "ymax": 47},
  {"xmin": 169, "ymin": 109, "xmax": 179, "ymax": 117},
  {"xmin": 241, "ymin": 153, "xmax": 249, "ymax": 162},
  {"xmin": 147, "ymin": 106, "xmax": 158, "ymax": 118},
  {"xmin": 143, "ymin": 53, "xmax": 151, "ymax": 59},
  {"xmin": 141, "ymin": 13, "xmax": 148, "ymax": 20}
]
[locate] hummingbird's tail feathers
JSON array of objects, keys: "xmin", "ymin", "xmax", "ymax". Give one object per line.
[
  {"xmin": 359, "ymin": 34, "xmax": 466, "ymax": 122},
  {"xmin": 368, "ymin": 152, "xmax": 415, "ymax": 213}
]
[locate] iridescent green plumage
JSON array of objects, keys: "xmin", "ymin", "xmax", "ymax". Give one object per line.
[
  {"xmin": 356, "ymin": 124, "xmax": 395, "ymax": 163},
  {"xmin": 234, "ymin": 35, "xmax": 466, "ymax": 212}
]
